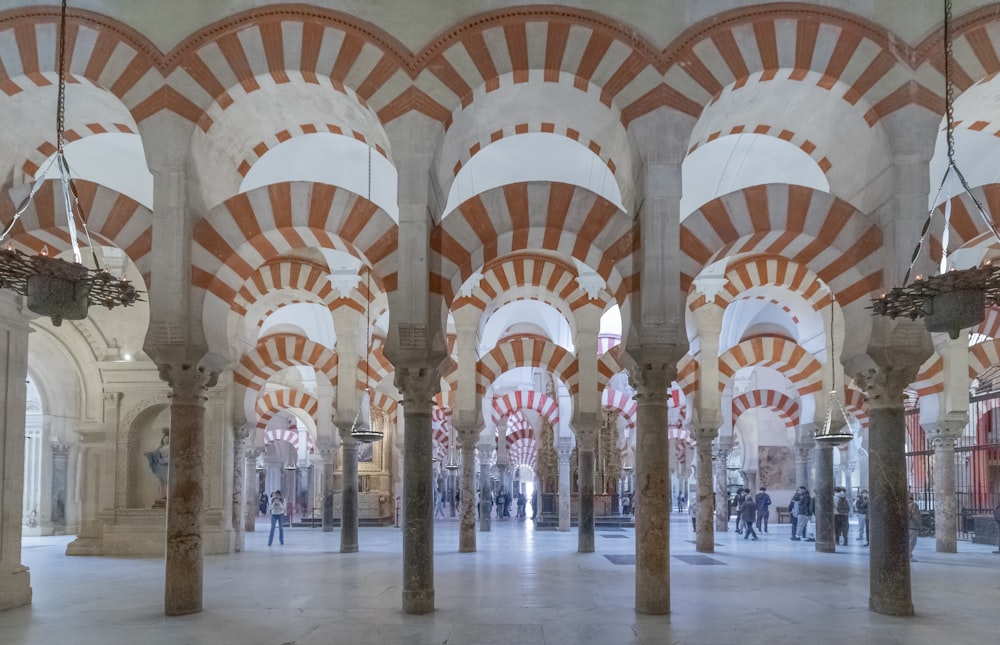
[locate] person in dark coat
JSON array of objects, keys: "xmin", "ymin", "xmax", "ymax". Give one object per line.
[{"xmin": 740, "ymin": 494, "xmax": 759, "ymax": 540}]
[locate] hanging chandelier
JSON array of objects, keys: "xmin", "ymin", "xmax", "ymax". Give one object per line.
[
  {"xmin": 816, "ymin": 291, "xmax": 853, "ymax": 446},
  {"xmin": 870, "ymin": 0, "xmax": 1000, "ymax": 339},
  {"xmin": 0, "ymin": 0, "xmax": 140, "ymax": 326},
  {"xmin": 350, "ymin": 267, "xmax": 383, "ymax": 444}
]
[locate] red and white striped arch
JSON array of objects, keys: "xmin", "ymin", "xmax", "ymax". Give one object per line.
[
  {"xmin": 731, "ymin": 389, "xmax": 800, "ymax": 430},
  {"xmin": 504, "ymin": 412, "xmax": 534, "ymax": 439},
  {"xmin": 232, "ymin": 257, "xmax": 337, "ymax": 319},
  {"xmin": 929, "ymin": 185, "xmax": 1000, "ymax": 259},
  {"xmin": 369, "ymin": 389, "xmax": 399, "ymax": 416},
  {"xmin": 688, "ymin": 124, "xmax": 832, "ymax": 174},
  {"xmin": 843, "ymin": 386, "xmax": 869, "ymax": 431},
  {"xmin": 975, "ymin": 308, "xmax": 1000, "ymax": 340},
  {"xmin": 234, "ymin": 333, "xmax": 338, "ymax": 392},
  {"xmin": 717, "ymin": 337, "xmax": 822, "ymax": 396},
  {"xmin": 22, "ymin": 122, "xmax": 138, "ymax": 178},
  {"xmin": 602, "ymin": 387, "xmax": 637, "ymax": 430},
  {"xmin": 491, "ymin": 390, "xmax": 560, "ymax": 427},
  {"xmin": 656, "ymin": 7, "xmax": 911, "ymax": 127},
  {"xmin": 910, "ymin": 355, "xmax": 944, "ymax": 398},
  {"xmin": 597, "ymin": 347, "xmax": 626, "ymax": 393},
  {"xmin": 238, "ymin": 124, "xmax": 388, "ymax": 179},
  {"xmin": 254, "ymin": 388, "xmax": 319, "ymax": 433},
  {"xmin": 680, "ymin": 184, "xmax": 882, "ymax": 306},
  {"xmin": 264, "ymin": 427, "xmax": 316, "ymax": 453},
  {"xmin": 476, "ymin": 336, "xmax": 580, "ymax": 396},
  {"xmin": 712, "ymin": 256, "xmax": 832, "ymax": 313},
  {"xmin": 452, "ymin": 251, "xmax": 610, "ymax": 318},
  {"xmin": 431, "ymin": 407, "xmax": 451, "ymax": 460},
  {"xmin": 969, "ymin": 339, "xmax": 1000, "ymax": 381},
  {"xmin": 430, "ymin": 182, "xmax": 636, "ymax": 307},
  {"xmin": 356, "ymin": 343, "xmax": 393, "ymax": 391},
  {"xmin": 1, "ymin": 180, "xmax": 154, "ymax": 285},
  {"xmin": 194, "ymin": 182, "xmax": 398, "ymax": 301},
  {"xmin": 676, "ymin": 355, "xmax": 699, "ymax": 397}
]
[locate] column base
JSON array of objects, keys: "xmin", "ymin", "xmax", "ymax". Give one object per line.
[
  {"xmin": 340, "ymin": 544, "xmax": 358, "ymax": 554},
  {"xmin": 0, "ymin": 566, "xmax": 32, "ymax": 612},
  {"xmin": 164, "ymin": 603, "xmax": 203, "ymax": 617},
  {"xmin": 869, "ymin": 596, "xmax": 914, "ymax": 617},
  {"xmin": 402, "ymin": 589, "xmax": 434, "ymax": 614}
]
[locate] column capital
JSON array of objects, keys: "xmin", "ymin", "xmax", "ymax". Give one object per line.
[
  {"xmin": 244, "ymin": 446, "xmax": 263, "ymax": 460},
  {"xmin": 157, "ymin": 361, "xmax": 218, "ymax": 404},
  {"xmin": 922, "ymin": 414, "xmax": 966, "ymax": 448},
  {"xmin": 395, "ymin": 365, "xmax": 441, "ymax": 409},
  {"xmin": 625, "ymin": 343, "xmax": 685, "ymax": 399},
  {"xmin": 233, "ymin": 424, "xmax": 251, "ymax": 442},
  {"xmin": 49, "ymin": 441, "xmax": 72, "ymax": 455},
  {"xmin": 845, "ymin": 318, "xmax": 932, "ymax": 410},
  {"xmin": 476, "ymin": 442, "xmax": 494, "ymax": 463},
  {"xmin": 689, "ymin": 425, "xmax": 719, "ymax": 443}
]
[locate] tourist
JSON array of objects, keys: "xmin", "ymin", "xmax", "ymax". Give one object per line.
[
  {"xmin": 434, "ymin": 490, "xmax": 445, "ymax": 518},
  {"xmin": 516, "ymin": 492, "xmax": 526, "ymax": 519},
  {"xmin": 258, "ymin": 491, "xmax": 268, "ymax": 516},
  {"xmin": 740, "ymin": 493, "xmax": 759, "ymax": 540},
  {"xmin": 689, "ymin": 498, "xmax": 698, "ymax": 531},
  {"xmin": 268, "ymin": 490, "xmax": 286, "ymax": 546},
  {"xmin": 834, "ymin": 487, "xmax": 851, "ymax": 545},
  {"xmin": 855, "ymin": 490, "xmax": 869, "ymax": 546},
  {"xmin": 755, "ymin": 487, "xmax": 772, "ymax": 533},
  {"xmin": 789, "ymin": 489, "xmax": 801, "ymax": 540},
  {"xmin": 796, "ymin": 487, "xmax": 814, "ymax": 541},
  {"xmin": 734, "ymin": 488, "xmax": 748, "ymax": 534}
]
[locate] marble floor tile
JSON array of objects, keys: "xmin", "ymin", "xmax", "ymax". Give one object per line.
[{"xmin": 0, "ymin": 517, "xmax": 997, "ymax": 645}]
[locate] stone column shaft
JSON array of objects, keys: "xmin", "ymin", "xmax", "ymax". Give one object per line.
[
  {"xmin": 243, "ymin": 449, "xmax": 260, "ymax": 533},
  {"xmin": 478, "ymin": 443, "xmax": 493, "ymax": 532},
  {"xmin": 231, "ymin": 427, "xmax": 248, "ymax": 552},
  {"xmin": 932, "ymin": 436, "xmax": 958, "ymax": 553},
  {"xmin": 577, "ymin": 445, "xmax": 595, "ymax": 552},
  {"xmin": 321, "ymin": 451, "xmax": 336, "ymax": 532},
  {"xmin": 557, "ymin": 439, "xmax": 572, "ymax": 532},
  {"xmin": 814, "ymin": 443, "xmax": 835, "ymax": 553},
  {"xmin": 692, "ymin": 428, "xmax": 718, "ymax": 552},
  {"xmin": 398, "ymin": 367, "xmax": 437, "ymax": 615},
  {"xmin": 50, "ymin": 442, "xmax": 71, "ymax": 532},
  {"xmin": 160, "ymin": 361, "xmax": 216, "ymax": 616},
  {"xmin": 339, "ymin": 430, "xmax": 359, "ymax": 553},
  {"xmin": 457, "ymin": 432, "xmax": 478, "ymax": 552}
]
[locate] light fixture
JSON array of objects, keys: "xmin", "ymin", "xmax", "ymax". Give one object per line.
[
  {"xmin": 870, "ymin": 0, "xmax": 1000, "ymax": 338},
  {"xmin": 350, "ymin": 266, "xmax": 383, "ymax": 443},
  {"xmin": 816, "ymin": 291, "xmax": 853, "ymax": 446},
  {"xmin": 0, "ymin": 0, "xmax": 140, "ymax": 326}
]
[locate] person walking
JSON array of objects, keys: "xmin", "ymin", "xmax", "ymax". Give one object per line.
[
  {"xmin": 734, "ymin": 489, "xmax": 748, "ymax": 534},
  {"xmin": 434, "ymin": 490, "xmax": 445, "ymax": 518},
  {"xmin": 908, "ymin": 494, "xmax": 921, "ymax": 561},
  {"xmin": 755, "ymin": 487, "xmax": 772, "ymax": 533},
  {"xmin": 789, "ymin": 489, "xmax": 801, "ymax": 540},
  {"xmin": 689, "ymin": 498, "xmax": 698, "ymax": 531},
  {"xmin": 740, "ymin": 494, "xmax": 759, "ymax": 540},
  {"xmin": 834, "ymin": 487, "xmax": 851, "ymax": 545},
  {"xmin": 854, "ymin": 489, "xmax": 869, "ymax": 545},
  {"xmin": 268, "ymin": 490, "xmax": 286, "ymax": 546},
  {"xmin": 796, "ymin": 487, "xmax": 813, "ymax": 541}
]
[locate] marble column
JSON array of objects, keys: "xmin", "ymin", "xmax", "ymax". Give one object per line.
[
  {"xmin": 319, "ymin": 445, "xmax": 337, "ymax": 533},
  {"xmin": 50, "ymin": 442, "xmax": 72, "ymax": 534},
  {"xmin": 714, "ymin": 437, "xmax": 733, "ymax": 531},
  {"xmin": 158, "ymin": 359, "xmax": 217, "ymax": 616},
  {"xmin": 231, "ymin": 426, "xmax": 249, "ymax": 552},
  {"xmin": 337, "ymin": 424, "xmax": 359, "ymax": 554},
  {"xmin": 814, "ymin": 443, "xmax": 836, "ymax": 553},
  {"xmin": 557, "ymin": 437, "xmax": 573, "ymax": 532},
  {"xmin": 576, "ymin": 422, "xmax": 598, "ymax": 553},
  {"xmin": 448, "ymin": 471, "xmax": 457, "ymax": 517},
  {"xmin": 397, "ymin": 366, "xmax": 438, "ymax": 615},
  {"xmin": 690, "ymin": 426, "xmax": 718, "ymax": 552},
  {"xmin": 243, "ymin": 448, "xmax": 261, "ymax": 533},
  {"xmin": 0, "ymin": 291, "xmax": 32, "ymax": 611},
  {"xmin": 477, "ymin": 442, "xmax": 493, "ymax": 532},
  {"xmin": 923, "ymin": 418, "xmax": 965, "ymax": 553},
  {"xmin": 854, "ymin": 328, "xmax": 929, "ymax": 617},
  {"xmin": 630, "ymin": 355, "xmax": 676, "ymax": 616},
  {"xmin": 456, "ymin": 424, "xmax": 478, "ymax": 552},
  {"xmin": 794, "ymin": 424, "xmax": 816, "ymax": 489}
]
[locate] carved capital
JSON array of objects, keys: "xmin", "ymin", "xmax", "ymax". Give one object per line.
[
  {"xmin": 49, "ymin": 441, "xmax": 73, "ymax": 456},
  {"xmin": 395, "ymin": 365, "xmax": 440, "ymax": 410},
  {"xmin": 852, "ymin": 365, "xmax": 918, "ymax": 410},
  {"xmin": 923, "ymin": 414, "xmax": 966, "ymax": 448},
  {"xmin": 476, "ymin": 442, "xmax": 494, "ymax": 463},
  {"xmin": 158, "ymin": 361, "xmax": 217, "ymax": 405},
  {"xmin": 244, "ymin": 447, "xmax": 263, "ymax": 461},
  {"xmin": 689, "ymin": 425, "xmax": 719, "ymax": 443},
  {"xmin": 624, "ymin": 343, "xmax": 685, "ymax": 400},
  {"xmin": 233, "ymin": 424, "xmax": 251, "ymax": 443}
]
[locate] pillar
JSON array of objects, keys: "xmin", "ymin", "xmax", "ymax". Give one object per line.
[
  {"xmin": 319, "ymin": 444, "xmax": 337, "ymax": 533},
  {"xmin": 231, "ymin": 425, "xmax": 249, "ymax": 552},
  {"xmin": 690, "ymin": 426, "xmax": 718, "ymax": 552},
  {"xmin": 714, "ymin": 437, "xmax": 733, "ymax": 531},
  {"xmin": 576, "ymin": 422, "xmax": 598, "ymax": 553},
  {"xmin": 852, "ymin": 323, "xmax": 931, "ymax": 617},
  {"xmin": 50, "ymin": 442, "xmax": 72, "ymax": 534},
  {"xmin": 629, "ymin": 352, "xmax": 677, "ymax": 615},
  {"xmin": 158, "ymin": 358, "xmax": 217, "ymax": 616},
  {"xmin": 557, "ymin": 437, "xmax": 572, "ymax": 532},
  {"xmin": 337, "ymin": 425, "xmax": 359, "ymax": 554},
  {"xmin": 814, "ymin": 443, "xmax": 836, "ymax": 553},
  {"xmin": 397, "ymin": 366, "xmax": 438, "ymax": 615},
  {"xmin": 478, "ymin": 442, "xmax": 493, "ymax": 532},
  {"xmin": 923, "ymin": 418, "xmax": 965, "ymax": 553},
  {"xmin": 456, "ymin": 422, "xmax": 478, "ymax": 551},
  {"xmin": 243, "ymin": 448, "xmax": 261, "ymax": 533},
  {"xmin": 0, "ymin": 292, "xmax": 32, "ymax": 611},
  {"xmin": 794, "ymin": 425, "xmax": 816, "ymax": 490}
]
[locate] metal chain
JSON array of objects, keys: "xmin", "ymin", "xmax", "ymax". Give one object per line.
[
  {"xmin": 944, "ymin": 0, "xmax": 956, "ymax": 164},
  {"xmin": 56, "ymin": 0, "xmax": 68, "ymax": 153}
]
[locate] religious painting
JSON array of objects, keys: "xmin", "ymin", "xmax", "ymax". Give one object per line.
[
  {"xmin": 358, "ymin": 441, "xmax": 374, "ymax": 463},
  {"xmin": 757, "ymin": 445, "xmax": 795, "ymax": 490}
]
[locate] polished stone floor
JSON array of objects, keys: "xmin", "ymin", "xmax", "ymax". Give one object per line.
[{"xmin": 1, "ymin": 515, "xmax": 997, "ymax": 645}]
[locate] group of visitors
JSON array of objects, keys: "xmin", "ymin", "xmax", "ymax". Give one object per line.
[{"xmin": 731, "ymin": 487, "xmax": 772, "ymax": 539}]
